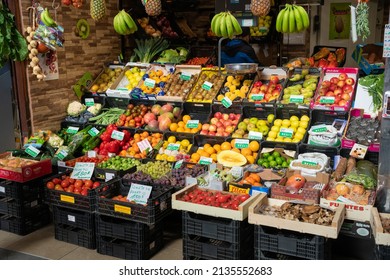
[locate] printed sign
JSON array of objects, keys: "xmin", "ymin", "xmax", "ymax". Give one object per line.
[
  {"xmin": 85, "ymin": 98, "xmax": 95, "ymax": 107},
  {"xmin": 144, "ymin": 78, "xmax": 156, "ymax": 88},
  {"xmin": 234, "ymin": 139, "xmax": 249, "ymax": 149},
  {"xmin": 248, "ymin": 131, "xmax": 263, "ymax": 140},
  {"xmin": 25, "ymin": 145, "xmax": 40, "ymax": 158},
  {"xmin": 137, "ymin": 139, "xmax": 152, "ymax": 153},
  {"xmin": 111, "ymin": 130, "xmax": 124, "ymax": 141},
  {"xmin": 279, "ymin": 128, "xmax": 294, "ymax": 138},
  {"xmin": 202, "ymin": 81, "xmax": 213, "ymax": 90},
  {"xmin": 88, "ymin": 127, "xmax": 99, "ymax": 137},
  {"xmin": 186, "ymin": 120, "xmax": 199, "ymax": 128},
  {"xmin": 66, "ymin": 126, "xmax": 79, "ymax": 134},
  {"xmin": 221, "ymin": 97, "xmax": 232, "ymax": 108},
  {"xmin": 199, "ymin": 156, "xmax": 213, "ymax": 165}
]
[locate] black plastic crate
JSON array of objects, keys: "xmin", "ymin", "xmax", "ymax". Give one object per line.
[
  {"xmin": 254, "ymin": 225, "xmax": 328, "ymax": 260},
  {"xmin": 182, "ymin": 233, "xmax": 254, "ymax": 260},
  {"xmin": 97, "ymin": 178, "xmax": 173, "ymax": 225},
  {"xmin": 298, "ymin": 143, "xmax": 339, "ymax": 169},
  {"xmin": 96, "ymin": 214, "xmax": 163, "ymax": 243},
  {"xmin": 96, "ymin": 233, "xmax": 164, "ymax": 260},
  {"xmin": 182, "ymin": 102, "xmax": 211, "ymax": 124},
  {"xmin": 182, "ymin": 211, "xmax": 253, "ymax": 244},
  {"xmin": 311, "ymin": 109, "xmax": 349, "ymax": 126},
  {"xmin": 60, "ymin": 121, "xmax": 87, "ymax": 130},
  {"xmin": 54, "ymin": 223, "xmax": 96, "ymax": 249},
  {"xmin": 0, "ymin": 195, "xmax": 42, "ymax": 218},
  {"xmin": 53, "ymin": 206, "xmax": 95, "ymax": 231},
  {"xmin": 0, "ymin": 179, "xmax": 43, "ymax": 201},
  {"xmin": 0, "ymin": 204, "xmax": 50, "ymax": 236},
  {"xmin": 375, "ymin": 245, "xmax": 390, "ymax": 260},
  {"xmin": 255, "ymin": 249, "xmax": 298, "ymax": 260}
]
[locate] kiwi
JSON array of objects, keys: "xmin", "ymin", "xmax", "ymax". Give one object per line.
[{"xmin": 76, "ymin": 19, "xmax": 90, "ymax": 39}]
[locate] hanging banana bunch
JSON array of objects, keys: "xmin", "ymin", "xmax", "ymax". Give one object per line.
[
  {"xmin": 210, "ymin": 11, "xmax": 242, "ymax": 38},
  {"xmin": 113, "ymin": 10, "xmax": 138, "ymax": 35},
  {"xmin": 275, "ymin": 4, "xmax": 310, "ymax": 33},
  {"xmin": 250, "ymin": 0, "xmax": 271, "ymax": 17}
]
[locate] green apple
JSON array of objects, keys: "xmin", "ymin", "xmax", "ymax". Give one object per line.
[
  {"xmin": 235, "ymin": 128, "xmax": 245, "ymax": 136},
  {"xmin": 256, "ymin": 120, "xmax": 267, "ymax": 129},
  {"xmin": 243, "ymin": 118, "xmax": 250, "ymax": 124},
  {"xmin": 231, "ymin": 133, "xmax": 242, "ymax": 138},
  {"xmin": 247, "ymin": 123, "xmax": 256, "ymax": 131},
  {"xmin": 258, "ymin": 125, "xmax": 269, "ymax": 136},
  {"xmin": 237, "ymin": 122, "xmax": 247, "ymax": 131},
  {"xmin": 249, "ymin": 117, "xmax": 258, "ymax": 125},
  {"xmin": 267, "ymin": 114, "xmax": 275, "ymax": 124}
]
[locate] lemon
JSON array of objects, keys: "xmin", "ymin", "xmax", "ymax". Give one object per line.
[
  {"xmin": 181, "ymin": 139, "xmax": 190, "ymax": 148},
  {"xmin": 283, "ymin": 138, "xmax": 292, "ymax": 142},
  {"xmin": 168, "ymin": 136, "xmax": 176, "ymax": 144},
  {"xmin": 282, "ymin": 119, "xmax": 291, "ymax": 127},
  {"xmin": 297, "ymin": 127, "xmax": 306, "ymax": 134},
  {"xmin": 301, "ymin": 115, "xmax": 310, "ymax": 122},
  {"xmin": 156, "ymin": 154, "xmax": 162, "ymax": 160},
  {"xmin": 167, "ymin": 156, "xmax": 176, "ymax": 162},
  {"xmin": 271, "ymin": 126, "xmax": 279, "ymax": 132},
  {"xmin": 275, "ymin": 137, "xmax": 284, "ymax": 142},
  {"xmin": 290, "ymin": 120, "xmax": 299, "ymax": 128},
  {"xmin": 266, "ymin": 136, "xmax": 275, "ymax": 141},
  {"xmin": 292, "ymin": 138, "xmax": 300, "ymax": 143},
  {"xmin": 268, "ymin": 131, "xmax": 278, "ymax": 139},
  {"xmin": 294, "ymin": 132, "xmax": 304, "ymax": 140},
  {"xmin": 290, "ymin": 115, "xmax": 299, "ymax": 122},
  {"xmin": 299, "ymin": 120, "xmax": 309, "ymax": 129},
  {"xmin": 273, "ymin": 119, "xmax": 283, "ymax": 127}
]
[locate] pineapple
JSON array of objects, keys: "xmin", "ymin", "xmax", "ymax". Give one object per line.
[
  {"xmin": 145, "ymin": 0, "xmax": 162, "ymax": 17},
  {"xmin": 90, "ymin": 0, "xmax": 106, "ymax": 21},
  {"xmin": 250, "ymin": 0, "xmax": 271, "ymax": 17}
]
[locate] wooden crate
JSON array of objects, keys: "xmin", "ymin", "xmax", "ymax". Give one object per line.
[
  {"xmin": 171, "ymin": 184, "xmax": 260, "ymax": 221},
  {"xmin": 248, "ymin": 193, "xmax": 345, "ymax": 239},
  {"xmin": 371, "ymin": 207, "xmax": 390, "ymax": 246}
]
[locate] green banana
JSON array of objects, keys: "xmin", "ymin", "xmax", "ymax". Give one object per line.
[
  {"xmin": 276, "ymin": 8, "xmax": 285, "ymax": 32},
  {"xmin": 211, "ymin": 13, "xmax": 219, "ymax": 34},
  {"xmin": 121, "ymin": 10, "xmax": 136, "ymax": 34},
  {"xmin": 296, "ymin": 5, "xmax": 309, "ymax": 29},
  {"xmin": 220, "ymin": 13, "xmax": 229, "ymax": 38},
  {"xmin": 213, "ymin": 13, "xmax": 223, "ymax": 36},
  {"xmin": 114, "ymin": 13, "xmax": 126, "ymax": 35},
  {"xmin": 288, "ymin": 6, "xmax": 296, "ymax": 33},
  {"xmin": 225, "ymin": 13, "xmax": 234, "ymax": 38},
  {"xmin": 230, "ymin": 14, "xmax": 242, "ymax": 35},
  {"xmin": 282, "ymin": 5, "xmax": 290, "ymax": 33},
  {"xmin": 41, "ymin": 8, "xmax": 55, "ymax": 27},
  {"xmin": 292, "ymin": 5, "xmax": 303, "ymax": 32}
]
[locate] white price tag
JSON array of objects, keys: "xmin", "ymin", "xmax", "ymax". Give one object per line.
[
  {"xmin": 186, "ymin": 120, "xmax": 199, "ymax": 128},
  {"xmin": 85, "ymin": 98, "xmax": 95, "ymax": 107},
  {"xmin": 199, "ymin": 156, "xmax": 213, "ymax": 165},
  {"xmin": 105, "ymin": 173, "xmax": 115, "ymax": 182},
  {"xmin": 87, "ymin": 150, "xmax": 97, "ymax": 158},
  {"xmin": 70, "ymin": 162, "xmax": 95, "ymax": 180},
  {"xmin": 67, "ymin": 215, "xmax": 76, "ymax": 222},
  {"xmin": 248, "ymin": 131, "xmax": 263, "ymax": 140},
  {"xmin": 137, "ymin": 139, "xmax": 152, "ymax": 153},
  {"xmin": 25, "ymin": 145, "xmax": 40, "ymax": 158},
  {"xmin": 111, "ymin": 130, "xmax": 124, "ymax": 141},
  {"xmin": 127, "ymin": 183, "xmax": 153, "ymax": 205},
  {"xmin": 57, "ymin": 161, "xmax": 66, "ymax": 167},
  {"xmin": 0, "ymin": 186, "xmax": 5, "ymax": 193},
  {"xmin": 144, "ymin": 78, "xmax": 156, "ymax": 88},
  {"xmin": 66, "ymin": 126, "xmax": 79, "ymax": 134},
  {"xmin": 234, "ymin": 139, "xmax": 249, "ymax": 149}
]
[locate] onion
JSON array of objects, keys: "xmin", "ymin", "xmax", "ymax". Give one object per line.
[
  {"xmin": 26, "ymin": 26, "xmax": 32, "ymax": 34},
  {"xmin": 26, "ymin": 35, "xmax": 32, "ymax": 42},
  {"xmin": 36, "ymin": 74, "xmax": 44, "ymax": 80}
]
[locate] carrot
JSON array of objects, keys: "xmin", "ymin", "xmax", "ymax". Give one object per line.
[
  {"xmin": 333, "ymin": 157, "xmax": 347, "ymax": 181},
  {"xmin": 346, "ymin": 157, "xmax": 357, "ymax": 174}
]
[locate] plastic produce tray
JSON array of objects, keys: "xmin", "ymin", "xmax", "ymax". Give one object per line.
[
  {"xmin": 54, "ymin": 223, "xmax": 96, "ymax": 249},
  {"xmin": 96, "ymin": 214, "xmax": 163, "ymax": 243},
  {"xmin": 255, "ymin": 225, "xmax": 329, "ymax": 260},
  {"xmin": 0, "ymin": 179, "xmax": 43, "ymax": 201},
  {"xmin": 182, "ymin": 211, "xmax": 253, "ymax": 244},
  {"xmin": 53, "ymin": 206, "xmax": 95, "ymax": 231},
  {"xmin": 0, "ymin": 195, "xmax": 42, "ymax": 218},
  {"xmin": 96, "ymin": 233, "xmax": 164, "ymax": 260}
]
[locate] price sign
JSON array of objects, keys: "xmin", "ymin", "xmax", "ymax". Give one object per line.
[
  {"xmin": 221, "ymin": 96, "xmax": 232, "ymax": 108},
  {"xmin": 57, "ymin": 150, "xmax": 68, "ymax": 160},
  {"xmin": 186, "ymin": 120, "xmax": 199, "ymax": 128},
  {"xmin": 251, "ymin": 94, "xmax": 264, "ymax": 101},
  {"xmin": 234, "ymin": 139, "xmax": 249, "ymax": 149},
  {"xmin": 289, "ymin": 95, "xmax": 304, "ymax": 104},
  {"xmin": 127, "ymin": 183, "xmax": 153, "ymax": 205},
  {"xmin": 319, "ymin": 96, "xmax": 335, "ymax": 104},
  {"xmin": 302, "ymin": 160, "xmax": 318, "ymax": 166},
  {"xmin": 0, "ymin": 186, "xmax": 5, "ymax": 193},
  {"xmin": 25, "ymin": 145, "xmax": 40, "ymax": 158},
  {"xmin": 279, "ymin": 128, "xmax": 294, "ymax": 138},
  {"xmin": 88, "ymin": 127, "xmax": 100, "ymax": 137},
  {"xmin": 167, "ymin": 143, "xmax": 180, "ymax": 151},
  {"xmin": 311, "ymin": 125, "xmax": 328, "ymax": 133},
  {"xmin": 66, "ymin": 126, "xmax": 79, "ymax": 134},
  {"xmin": 174, "ymin": 159, "xmax": 184, "ymax": 169},
  {"xmin": 137, "ymin": 139, "xmax": 152, "ymax": 153},
  {"xmin": 85, "ymin": 98, "xmax": 95, "ymax": 107},
  {"xmin": 202, "ymin": 81, "xmax": 213, "ymax": 91},
  {"xmin": 111, "ymin": 130, "xmax": 124, "ymax": 141},
  {"xmin": 144, "ymin": 78, "xmax": 156, "ymax": 88},
  {"xmin": 199, "ymin": 156, "xmax": 213, "ymax": 165},
  {"xmin": 57, "ymin": 161, "xmax": 66, "ymax": 167},
  {"xmin": 67, "ymin": 215, "xmax": 76, "ymax": 222},
  {"xmin": 248, "ymin": 131, "xmax": 263, "ymax": 140},
  {"xmin": 180, "ymin": 72, "xmax": 192, "ymax": 81},
  {"xmin": 230, "ymin": 166, "xmax": 243, "ymax": 179},
  {"xmin": 87, "ymin": 150, "xmax": 97, "ymax": 158},
  {"xmin": 70, "ymin": 162, "xmax": 94, "ymax": 180}
]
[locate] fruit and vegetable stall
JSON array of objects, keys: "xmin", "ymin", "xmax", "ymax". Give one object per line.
[{"xmin": 1, "ymin": 0, "xmax": 389, "ymax": 261}]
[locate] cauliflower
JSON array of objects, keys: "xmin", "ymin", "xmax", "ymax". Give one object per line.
[
  {"xmin": 87, "ymin": 103, "xmax": 102, "ymax": 115},
  {"xmin": 67, "ymin": 101, "xmax": 86, "ymax": 116}
]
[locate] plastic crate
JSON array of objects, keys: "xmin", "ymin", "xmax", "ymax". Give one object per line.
[
  {"xmin": 0, "ymin": 204, "xmax": 50, "ymax": 236},
  {"xmin": 255, "ymin": 249, "xmax": 297, "ymax": 260},
  {"xmin": 182, "ymin": 211, "xmax": 253, "ymax": 244},
  {"xmin": 53, "ymin": 206, "xmax": 95, "ymax": 231},
  {"xmin": 310, "ymin": 109, "xmax": 349, "ymax": 126},
  {"xmin": 254, "ymin": 225, "xmax": 328, "ymax": 260},
  {"xmin": 298, "ymin": 143, "xmax": 339, "ymax": 169},
  {"xmin": 183, "ymin": 233, "xmax": 254, "ymax": 260},
  {"xmin": 375, "ymin": 245, "xmax": 390, "ymax": 260},
  {"xmin": 0, "ymin": 195, "xmax": 42, "ymax": 218},
  {"xmin": 96, "ymin": 233, "xmax": 164, "ymax": 260},
  {"xmin": 260, "ymin": 140, "xmax": 299, "ymax": 155},
  {"xmin": 97, "ymin": 178, "xmax": 173, "ymax": 225},
  {"xmin": 54, "ymin": 223, "xmax": 96, "ymax": 249},
  {"xmin": 0, "ymin": 179, "xmax": 43, "ymax": 201},
  {"xmin": 96, "ymin": 214, "xmax": 163, "ymax": 243},
  {"xmin": 339, "ymin": 148, "xmax": 379, "ymax": 165}
]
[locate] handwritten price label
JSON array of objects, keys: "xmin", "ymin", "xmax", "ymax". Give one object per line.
[{"xmin": 70, "ymin": 162, "xmax": 94, "ymax": 180}]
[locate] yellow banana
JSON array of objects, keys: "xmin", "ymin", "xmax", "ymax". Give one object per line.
[
  {"xmin": 275, "ymin": 8, "xmax": 286, "ymax": 32},
  {"xmin": 225, "ymin": 13, "xmax": 234, "ymax": 38},
  {"xmin": 288, "ymin": 6, "xmax": 296, "ymax": 33},
  {"xmin": 282, "ymin": 5, "xmax": 290, "ymax": 33},
  {"xmin": 230, "ymin": 14, "xmax": 242, "ymax": 35},
  {"xmin": 296, "ymin": 5, "xmax": 309, "ymax": 29},
  {"xmin": 292, "ymin": 5, "xmax": 303, "ymax": 32}
]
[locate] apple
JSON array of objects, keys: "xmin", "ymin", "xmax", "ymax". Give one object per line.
[
  {"xmin": 217, "ymin": 127, "xmax": 225, "ymax": 133},
  {"xmin": 337, "ymin": 80, "xmax": 345, "ymax": 88},
  {"xmin": 334, "ymin": 88, "xmax": 342, "ymax": 96},
  {"xmin": 345, "ymin": 77, "xmax": 355, "ymax": 86},
  {"xmin": 214, "ymin": 112, "xmax": 222, "ymax": 119},
  {"xmin": 254, "ymin": 81, "xmax": 262, "ymax": 87},
  {"xmin": 275, "ymin": 84, "xmax": 283, "ymax": 91},
  {"xmin": 338, "ymin": 100, "xmax": 347, "ymax": 106},
  {"xmin": 330, "ymin": 77, "xmax": 339, "ymax": 84},
  {"xmin": 260, "ymin": 85, "xmax": 268, "ymax": 92},
  {"xmin": 322, "ymin": 80, "xmax": 331, "ymax": 88},
  {"xmin": 202, "ymin": 123, "xmax": 210, "ymax": 131},
  {"xmin": 329, "ymin": 84, "xmax": 337, "ymax": 92},
  {"xmin": 223, "ymin": 120, "xmax": 232, "ymax": 127},
  {"xmin": 325, "ymin": 91, "xmax": 335, "ymax": 97},
  {"xmin": 319, "ymin": 88, "xmax": 327, "ymax": 96},
  {"xmin": 216, "ymin": 121, "xmax": 223, "ymax": 128},
  {"xmin": 243, "ymin": 118, "xmax": 250, "ymax": 124},
  {"xmin": 209, "ymin": 124, "xmax": 216, "ymax": 132},
  {"xmin": 334, "ymin": 96, "xmax": 341, "ymax": 104},
  {"xmin": 249, "ymin": 117, "xmax": 258, "ymax": 125},
  {"xmin": 215, "ymin": 132, "xmax": 223, "ymax": 137},
  {"xmin": 208, "ymin": 131, "xmax": 216, "ymax": 136},
  {"xmin": 272, "ymin": 89, "xmax": 280, "ymax": 96},
  {"xmin": 338, "ymin": 73, "xmax": 347, "ymax": 81},
  {"xmin": 225, "ymin": 126, "xmax": 234, "ymax": 134},
  {"xmin": 237, "ymin": 122, "xmax": 247, "ymax": 130},
  {"xmin": 210, "ymin": 118, "xmax": 218, "ymax": 125},
  {"xmin": 231, "ymin": 119, "xmax": 238, "ymax": 126},
  {"xmin": 222, "ymin": 132, "xmax": 230, "ymax": 137},
  {"xmin": 269, "ymin": 75, "xmax": 280, "ymax": 84},
  {"xmin": 222, "ymin": 114, "xmax": 229, "ymax": 121},
  {"xmin": 247, "ymin": 123, "xmax": 256, "ymax": 131},
  {"xmin": 342, "ymin": 84, "xmax": 353, "ymax": 94},
  {"xmin": 341, "ymin": 93, "xmax": 351, "ymax": 101},
  {"xmin": 229, "ymin": 113, "xmax": 236, "ymax": 120},
  {"xmin": 200, "ymin": 130, "xmax": 208, "ymax": 135}
]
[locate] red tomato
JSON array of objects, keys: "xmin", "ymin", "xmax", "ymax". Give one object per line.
[
  {"xmin": 84, "ymin": 180, "xmax": 93, "ymax": 189},
  {"xmin": 61, "ymin": 180, "xmax": 70, "ymax": 189},
  {"xmin": 74, "ymin": 180, "xmax": 83, "ymax": 189},
  {"xmin": 74, "ymin": 187, "xmax": 82, "ymax": 193},
  {"xmin": 67, "ymin": 186, "xmax": 74, "ymax": 193},
  {"xmin": 69, "ymin": 178, "xmax": 75, "ymax": 184},
  {"xmin": 52, "ymin": 178, "xmax": 61, "ymax": 185},
  {"xmin": 54, "ymin": 184, "xmax": 64, "ymax": 191},
  {"xmin": 92, "ymin": 182, "xmax": 101, "ymax": 189},
  {"xmin": 81, "ymin": 189, "xmax": 88, "ymax": 196},
  {"xmin": 46, "ymin": 182, "xmax": 55, "ymax": 189},
  {"xmin": 239, "ymin": 194, "xmax": 250, "ymax": 202}
]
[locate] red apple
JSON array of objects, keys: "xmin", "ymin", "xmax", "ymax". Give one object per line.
[
  {"xmin": 338, "ymin": 73, "xmax": 347, "ymax": 81},
  {"xmin": 222, "ymin": 114, "xmax": 229, "ymax": 121},
  {"xmin": 209, "ymin": 124, "xmax": 217, "ymax": 132},
  {"xmin": 229, "ymin": 113, "xmax": 236, "ymax": 120},
  {"xmin": 341, "ymin": 93, "xmax": 351, "ymax": 101},
  {"xmin": 319, "ymin": 88, "xmax": 327, "ymax": 96},
  {"xmin": 342, "ymin": 84, "xmax": 353, "ymax": 94},
  {"xmin": 275, "ymin": 84, "xmax": 283, "ymax": 91},
  {"xmin": 334, "ymin": 88, "xmax": 342, "ymax": 96},
  {"xmin": 322, "ymin": 80, "xmax": 331, "ymax": 88},
  {"xmin": 215, "ymin": 132, "xmax": 223, "ymax": 137},
  {"xmin": 345, "ymin": 77, "xmax": 355, "ymax": 86},
  {"xmin": 225, "ymin": 126, "xmax": 234, "ymax": 133},
  {"xmin": 330, "ymin": 77, "xmax": 339, "ymax": 84},
  {"xmin": 272, "ymin": 89, "xmax": 280, "ymax": 96},
  {"xmin": 216, "ymin": 121, "xmax": 224, "ymax": 128},
  {"xmin": 222, "ymin": 132, "xmax": 230, "ymax": 137},
  {"xmin": 202, "ymin": 123, "xmax": 210, "ymax": 131},
  {"xmin": 231, "ymin": 119, "xmax": 238, "ymax": 126},
  {"xmin": 325, "ymin": 91, "xmax": 335, "ymax": 97},
  {"xmin": 338, "ymin": 100, "xmax": 347, "ymax": 106},
  {"xmin": 337, "ymin": 80, "xmax": 345, "ymax": 88},
  {"xmin": 214, "ymin": 112, "xmax": 222, "ymax": 119},
  {"xmin": 254, "ymin": 81, "xmax": 262, "ymax": 87},
  {"xmin": 200, "ymin": 130, "xmax": 208, "ymax": 135},
  {"xmin": 329, "ymin": 84, "xmax": 337, "ymax": 92},
  {"xmin": 334, "ymin": 96, "xmax": 341, "ymax": 104},
  {"xmin": 210, "ymin": 118, "xmax": 218, "ymax": 125},
  {"xmin": 223, "ymin": 120, "xmax": 232, "ymax": 127},
  {"xmin": 269, "ymin": 75, "xmax": 280, "ymax": 84},
  {"xmin": 217, "ymin": 127, "xmax": 225, "ymax": 133},
  {"xmin": 208, "ymin": 131, "xmax": 216, "ymax": 136}
]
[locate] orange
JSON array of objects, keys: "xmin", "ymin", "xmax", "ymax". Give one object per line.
[
  {"xmin": 245, "ymin": 176, "xmax": 255, "ymax": 185},
  {"xmin": 203, "ymin": 143, "xmax": 211, "ymax": 149},
  {"xmin": 210, "ymin": 153, "xmax": 217, "ymax": 162},
  {"xmin": 246, "ymin": 155, "xmax": 255, "ymax": 164},
  {"xmin": 191, "ymin": 128, "xmax": 199, "ymax": 133},
  {"xmin": 142, "ymin": 131, "xmax": 149, "ymax": 138},
  {"xmin": 191, "ymin": 153, "xmax": 200, "ymax": 162},
  {"xmin": 197, "ymin": 123, "xmax": 202, "ymax": 130},
  {"xmin": 133, "ymin": 133, "xmax": 141, "ymax": 141},
  {"xmin": 249, "ymin": 173, "xmax": 261, "ymax": 183},
  {"xmin": 176, "ymin": 127, "xmax": 185, "ymax": 133},
  {"xmin": 241, "ymin": 148, "xmax": 253, "ymax": 157},
  {"xmin": 221, "ymin": 142, "xmax": 231, "ymax": 151},
  {"xmin": 182, "ymin": 115, "xmax": 191, "ymax": 124},
  {"xmin": 184, "ymin": 128, "xmax": 191, "ymax": 133},
  {"xmin": 232, "ymin": 148, "xmax": 241, "ymax": 153},
  {"xmin": 205, "ymin": 146, "xmax": 216, "ymax": 155},
  {"xmin": 213, "ymin": 144, "xmax": 221, "ymax": 152},
  {"xmin": 230, "ymin": 139, "xmax": 236, "ymax": 148},
  {"xmin": 197, "ymin": 149, "xmax": 210, "ymax": 158},
  {"xmin": 178, "ymin": 121, "xmax": 185, "ymax": 128},
  {"xmin": 169, "ymin": 123, "xmax": 178, "ymax": 132},
  {"xmin": 249, "ymin": 141, "xmax": 260, "ymax": 152}
]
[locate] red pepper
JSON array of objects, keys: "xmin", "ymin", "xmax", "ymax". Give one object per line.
[
  {"xmin": 307, "ymin": 57, "xmax": 315, "ymax": 67},
  {"xmin": 335, "ymin": 48, "xmax": 346, "ymax": 65},
  {"xmin": 107, "ymin": 141, "xmax": 120, "ymax": 154},
  {"xmin": 99, "ymin": 149, "xmax": 108, "ymax": 156},
  {"xmin": 318, "ymin": 58, "xmax": 328, "ymax": 68},
  {"xmin": 327, "ymin": 61, "xmax": 338, "ymax": 68},
  {"xmin": 122, "ymin": 130, "xmax": 131, "ymax": 142},
  {"xmin": 327, "ymin": 52, "xmax": 337, "ymax": 62}
]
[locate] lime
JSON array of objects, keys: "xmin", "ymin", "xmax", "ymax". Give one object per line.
[
  {"xmin": 282, "ymin": 161, "xmax": 289, "ymax": 168},
  {"xmin": 257, "ymin": 159, "xmax": 264, "ymax": 165},
  {"xmin": 269, "ymin": 161, "xmax": 277, "ymax": 168},
  {"xmin": 262, "ymin": 152, "xmax": 270, "ymax": 158},
  {"xmin": 275, "ymin": 157, "xmax": 283, "ymax": 165},
  {"xmin": 267, "ymin": 156, "xmax": 274, "ymax": 162},
  {"xmin": 287, "ymin": 158, "xmax": 293, "ymax": 164},
  {"xmin": 262, "ymin": 162, "xmax": 270, "ymax": 168},
  {"xmin": 272, "ymin": 151, "xmax": 280, "ymax": 158}
]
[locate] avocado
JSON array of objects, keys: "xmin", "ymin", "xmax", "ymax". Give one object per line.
[{"xmin": 76, "ymin": 19, "xmax": 90, "ymax": 39}]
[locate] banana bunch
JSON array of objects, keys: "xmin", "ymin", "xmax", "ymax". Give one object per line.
[
  {"xmin": 276, "ymin": 4, "xmax": 309, "ymax": 33},
  {"xmin": 113, "ymin": 10, "xmax": 138, "ymax": 35},
  {"xmin": 40, "ymin": 8, "xmax": 57, "ymax": 27},
  {"xmin": 211, "ymin": 11, "xmax": 242, "ymax": 38}
]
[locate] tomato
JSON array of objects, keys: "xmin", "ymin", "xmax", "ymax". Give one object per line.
[
  {"xmin": 46, "ymin": 182, "xmax": 55, "ymax": 189},
  {"xmin": 74, "ymin": 180, "xmax": 83, "ymax": 189},
  {"xmin": 217, "ymin": 195, "xmax": 229, "ymax": 203},
  {"xmin": 81, "ymin": 189, "xmax": 88, "ymax": 196},
  {"xmin": 69, "ymin": 178, "xmax": 75, "ymax": 184},
  {"xmin": 54, "ymin": 184, "xmax": 64, "ymax": 191},
  {"xmin": 239, "ymin": 194, "xmax": 250, "ymax": 202},
  {"xmin": 84, "ymin": 180, "xmax": 93, "ymax": 189},
  {"xmin": 73, "ymin": 190, "xmax": 81, "ymax": 195},
  {"xmin": 74, "ymin": 187, "xmax": 82, "ymax": 193},
  {"xmin": 67, "ymin": 185, "xmax": 74, "ymax": 193},
  {"xmin": 52, "ymin": 178, "xmax": 61, "ymax": 185},
  {"xmin": 61, "ymin": 180, "xmax": 69, "ymax": 189},
  {"xmin": 183, "ymin": 195, "xmax": 190, "ymax": 201}
]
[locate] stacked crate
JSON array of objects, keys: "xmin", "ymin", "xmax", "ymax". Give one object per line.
[
  {"xmin": 95, "ymin": 178, "xmax": 172, "ymax": 259},
  {"xmin": 182, "ymin": 211, "xmax": 254, "ymax": 260},
  {"xmin": 0, "ymin": 179, "xmax": 50, "ymax": 235}
]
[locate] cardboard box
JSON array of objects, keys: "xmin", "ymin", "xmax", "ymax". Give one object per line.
[
  {"xmin": 352, "ymin": 43, "xmax": 385, "ymax": 75},
  {"xmin": 270, "ymin": 169, "xmax": 330, "ymax": 204},
  {"xmin": 171, "ymin": 184, "xmax": 260, "ymax": 221},
  {"xmin": 248, "ymin": 193, "xmax": 345, "ymax": 239},
  {"xmin": 371, "ymin": 207, "xmax": 390, "ymax": 245},
  {"xmin": 0, "ymin": 152, "xmax": 52, "ymax": 183}
]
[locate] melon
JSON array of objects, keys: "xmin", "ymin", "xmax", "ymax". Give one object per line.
[{"xmin": 217, "ymin": 150, "xmax": 247, "ymax": 167}]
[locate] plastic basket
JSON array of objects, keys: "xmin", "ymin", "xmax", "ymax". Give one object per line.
[
  {"xmin": 182, "ymin": 211, "xmax": 253, "ymax": 244},
  {"xmin": 375, "ymin": 245, "xmax": 390, "ymax": 260},
  {"xmin": 254, "ymin": 225, "xmax": 328, "ymax": 260},
  {"xmin": 0, "ymin": 195, "xmax": 43, "ymax": 218},
  {"xmin": 311, "ymin": 109, "xmax": 349, "ymax": 126},
  {"xmin": 96, "ymin": 214, "xmax": 163, "ymax": 243},
  {"xmin": 53, "ymin": 206, "xmax": 95, "ymax": 231},
  {"xmin": 54, "ymin": 223, "xmax": 96, "ymax": 249},
  {"xmin": 96, "ymin": 233, "xmax": 164, "ymax": 260},
  {"xmin": 0, "ymin": 179, "xmax": 43, "ymax": 201}
]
